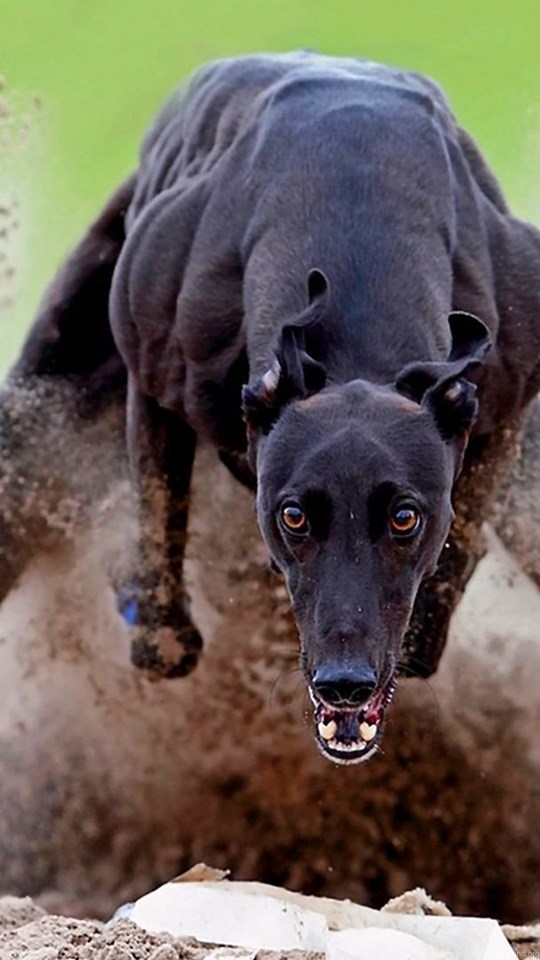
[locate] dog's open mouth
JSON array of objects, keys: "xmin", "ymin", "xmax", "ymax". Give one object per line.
[{"xmin": 309, "ymin": 680, "xmax": 396, "ymax": 765}]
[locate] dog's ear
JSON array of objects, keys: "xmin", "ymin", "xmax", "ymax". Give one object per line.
[
  {"xmin": 307, "ymin": 267, "xmax": 330, "ymax": 304},
  {"xmin": 395, "ymin": 312, "xmax": 491, "ymax": 441},
  {"xmin": 243, "ymin": 322, "xmax": 327, "ymax": 434},
  {"xmin": 243, "ymin": 269, "xmax": 329, "ymax": 435}
]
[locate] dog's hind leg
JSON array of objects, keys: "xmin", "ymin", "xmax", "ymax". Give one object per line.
[
  {"xmin": 120, "ymin": 375, "xmax": 202, "ymax": 678},
  {"xmin": 0, "ymin": 387, "xmax": 40, "ymax": 601},
  {"xmin": 493, "ymin": 397, "xmax": 540, "ymax": 587},
  {"xmin": 401, "ymin": 414, "xmax": 525, "ymax": 678},
  {"xmin": 0, "ymin": 378, "xmax": 127, "ymax": 607},
  {"xmin": 0, "ymin": 177, "xmax": 133, "ymax": 607}
]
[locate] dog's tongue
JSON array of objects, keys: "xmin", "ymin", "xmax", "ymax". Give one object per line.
[{"xmin": 333, "ymin": 712, "xmax": 360, "ymax": 742}]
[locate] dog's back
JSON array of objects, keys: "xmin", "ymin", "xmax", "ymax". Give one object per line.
[
  {"xmin": 130, "ymin": 52, "xmax": 454, "ymax": 211},
  {"xmin": 110, "ymin": 52, "xmax": 539, "ymax": 446}
]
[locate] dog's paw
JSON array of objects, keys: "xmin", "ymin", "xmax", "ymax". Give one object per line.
[
  {"xmin": 130, "ymin": 621, "xmax": 203, "ymax": 679},
  {"xmin": 115, "ymin": 583, "xmax": 203, "ymax": 677}
]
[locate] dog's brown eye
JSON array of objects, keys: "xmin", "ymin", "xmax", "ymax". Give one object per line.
[
  {"xmin": 281, "ymin": 504, "xmax": 309, "ymax": 534},
  {"xmin": 389, "ymin": 504, "xmax": 422, "ymax": 538}
]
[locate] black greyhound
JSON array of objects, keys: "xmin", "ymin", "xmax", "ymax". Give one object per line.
[{"xmin": 4, "ymin": 52, "xmax": 540, "ymax": 764}]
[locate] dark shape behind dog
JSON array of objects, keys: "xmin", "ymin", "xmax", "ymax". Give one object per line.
[{"xmin": 4, "ymin": 52, "xmax": 540, "ymax": 763}]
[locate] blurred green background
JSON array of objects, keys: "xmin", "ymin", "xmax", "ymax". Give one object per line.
[{"xmin": 1, "ymin": 0, "xmax": 539, "ymax": 371}]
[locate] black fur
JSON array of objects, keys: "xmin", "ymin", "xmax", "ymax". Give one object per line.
[{"xmin": 3, "ymin": 53, "xmax": 540, "ymax": 755}]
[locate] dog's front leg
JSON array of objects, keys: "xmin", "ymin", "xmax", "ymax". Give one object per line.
[
  {"xmin": 401, "ymin": 414, "xmax": 524, "ymax": 678},
  {"xmin": 120, "ymin": 375, "xmax": 202, "ymax": 678}
]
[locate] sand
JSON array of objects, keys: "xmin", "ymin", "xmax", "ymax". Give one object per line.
[
  {"xmin": 0, "ymin": 893, "xmax": 329, "ymax": 960},
  {"xmin": 0, "ymin": 895, "xmax": 220, "ymax": 959},
  {"xmin": 0, "ymin": 887, "xmax": 538, "ymax": 959},
  {"xmin": 0, "ymin": 383, "xmax": 539, "ymax": 927}
]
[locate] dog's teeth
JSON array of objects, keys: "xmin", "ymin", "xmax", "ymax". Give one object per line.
[
  {"xmin": 318, "ymin": 720, "xmax": 337, "ymax": 741},
  {"xmin": 359, "ymin": 721, "xmax": 378, "ymax": 742},
  {"xmin": 328, "ymin": 738, "xmax": 367, "ymax": 752}
]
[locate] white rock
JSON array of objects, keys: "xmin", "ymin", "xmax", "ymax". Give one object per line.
[
  {"xmin": 326, "ymin": 927, "xmax": 444, "ymax": 960},
  {"xmin": 130, "ymin": 882, "xmax": 328, "ymax": 951},
  {"xmin": 129, "ymin": 879, "xmax": 517, "ymax": 960}
]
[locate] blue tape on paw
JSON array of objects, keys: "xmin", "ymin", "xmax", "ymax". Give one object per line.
[
  {"xmin": 116, "ymin": 585, "xmax": 139, "ymax": 627},
  {"xmin": 121, "ymin": 598, "xmax": 139, "ymax": 627}
]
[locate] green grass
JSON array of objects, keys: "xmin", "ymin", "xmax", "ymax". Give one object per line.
[{"xmin": 2, "ymin": 0, "xmax": 539, "ymax": 369}]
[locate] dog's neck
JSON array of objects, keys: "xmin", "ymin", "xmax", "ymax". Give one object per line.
[
  {"xmin": 243, "ymin": 101, "xmax": 458, "ymax": 387},
  {"xmin": 248, "ymin": 254, "xmax": 454, "ymax": 388},
  {"xmin": 313, "ymin": 285, "xmax": 452, "ymax": 387}
]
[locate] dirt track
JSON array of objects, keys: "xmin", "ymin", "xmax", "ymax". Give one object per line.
[{"xmin": 0, "ymin": 393, "xmax": 539, "ymax": 925}]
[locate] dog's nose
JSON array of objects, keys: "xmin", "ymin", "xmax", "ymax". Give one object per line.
[{"xmin": 313, "ymin": 666, "xmax": 378, "ymax": 708}]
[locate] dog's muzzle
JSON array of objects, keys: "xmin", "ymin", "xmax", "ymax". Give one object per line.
[{"xmin": 309, "ymin": 679, "xmax": 396, "ymax": 765}]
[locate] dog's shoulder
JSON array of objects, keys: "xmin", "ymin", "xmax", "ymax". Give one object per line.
[{"xmin": 130, "ymin": 52, "xmax": 456, "ymax": 213}]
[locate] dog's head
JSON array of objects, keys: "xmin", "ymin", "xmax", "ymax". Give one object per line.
[{"xmin": 243, "ymin": 271, "xmax": 490, "ymax": 764}]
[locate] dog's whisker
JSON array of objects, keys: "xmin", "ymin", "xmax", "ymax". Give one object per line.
[{"xmin": 267, "ymin": 664, "xmax": 305, "ymax": 710}]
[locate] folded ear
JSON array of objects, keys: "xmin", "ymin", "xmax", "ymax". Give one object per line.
[
  {"xmin": 395, "ymin": 311, "xmax": 491, "ymax": 442},
  {"xmin": 242, "ymin": 269, "xmax": 329, "ymax": 435}
]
